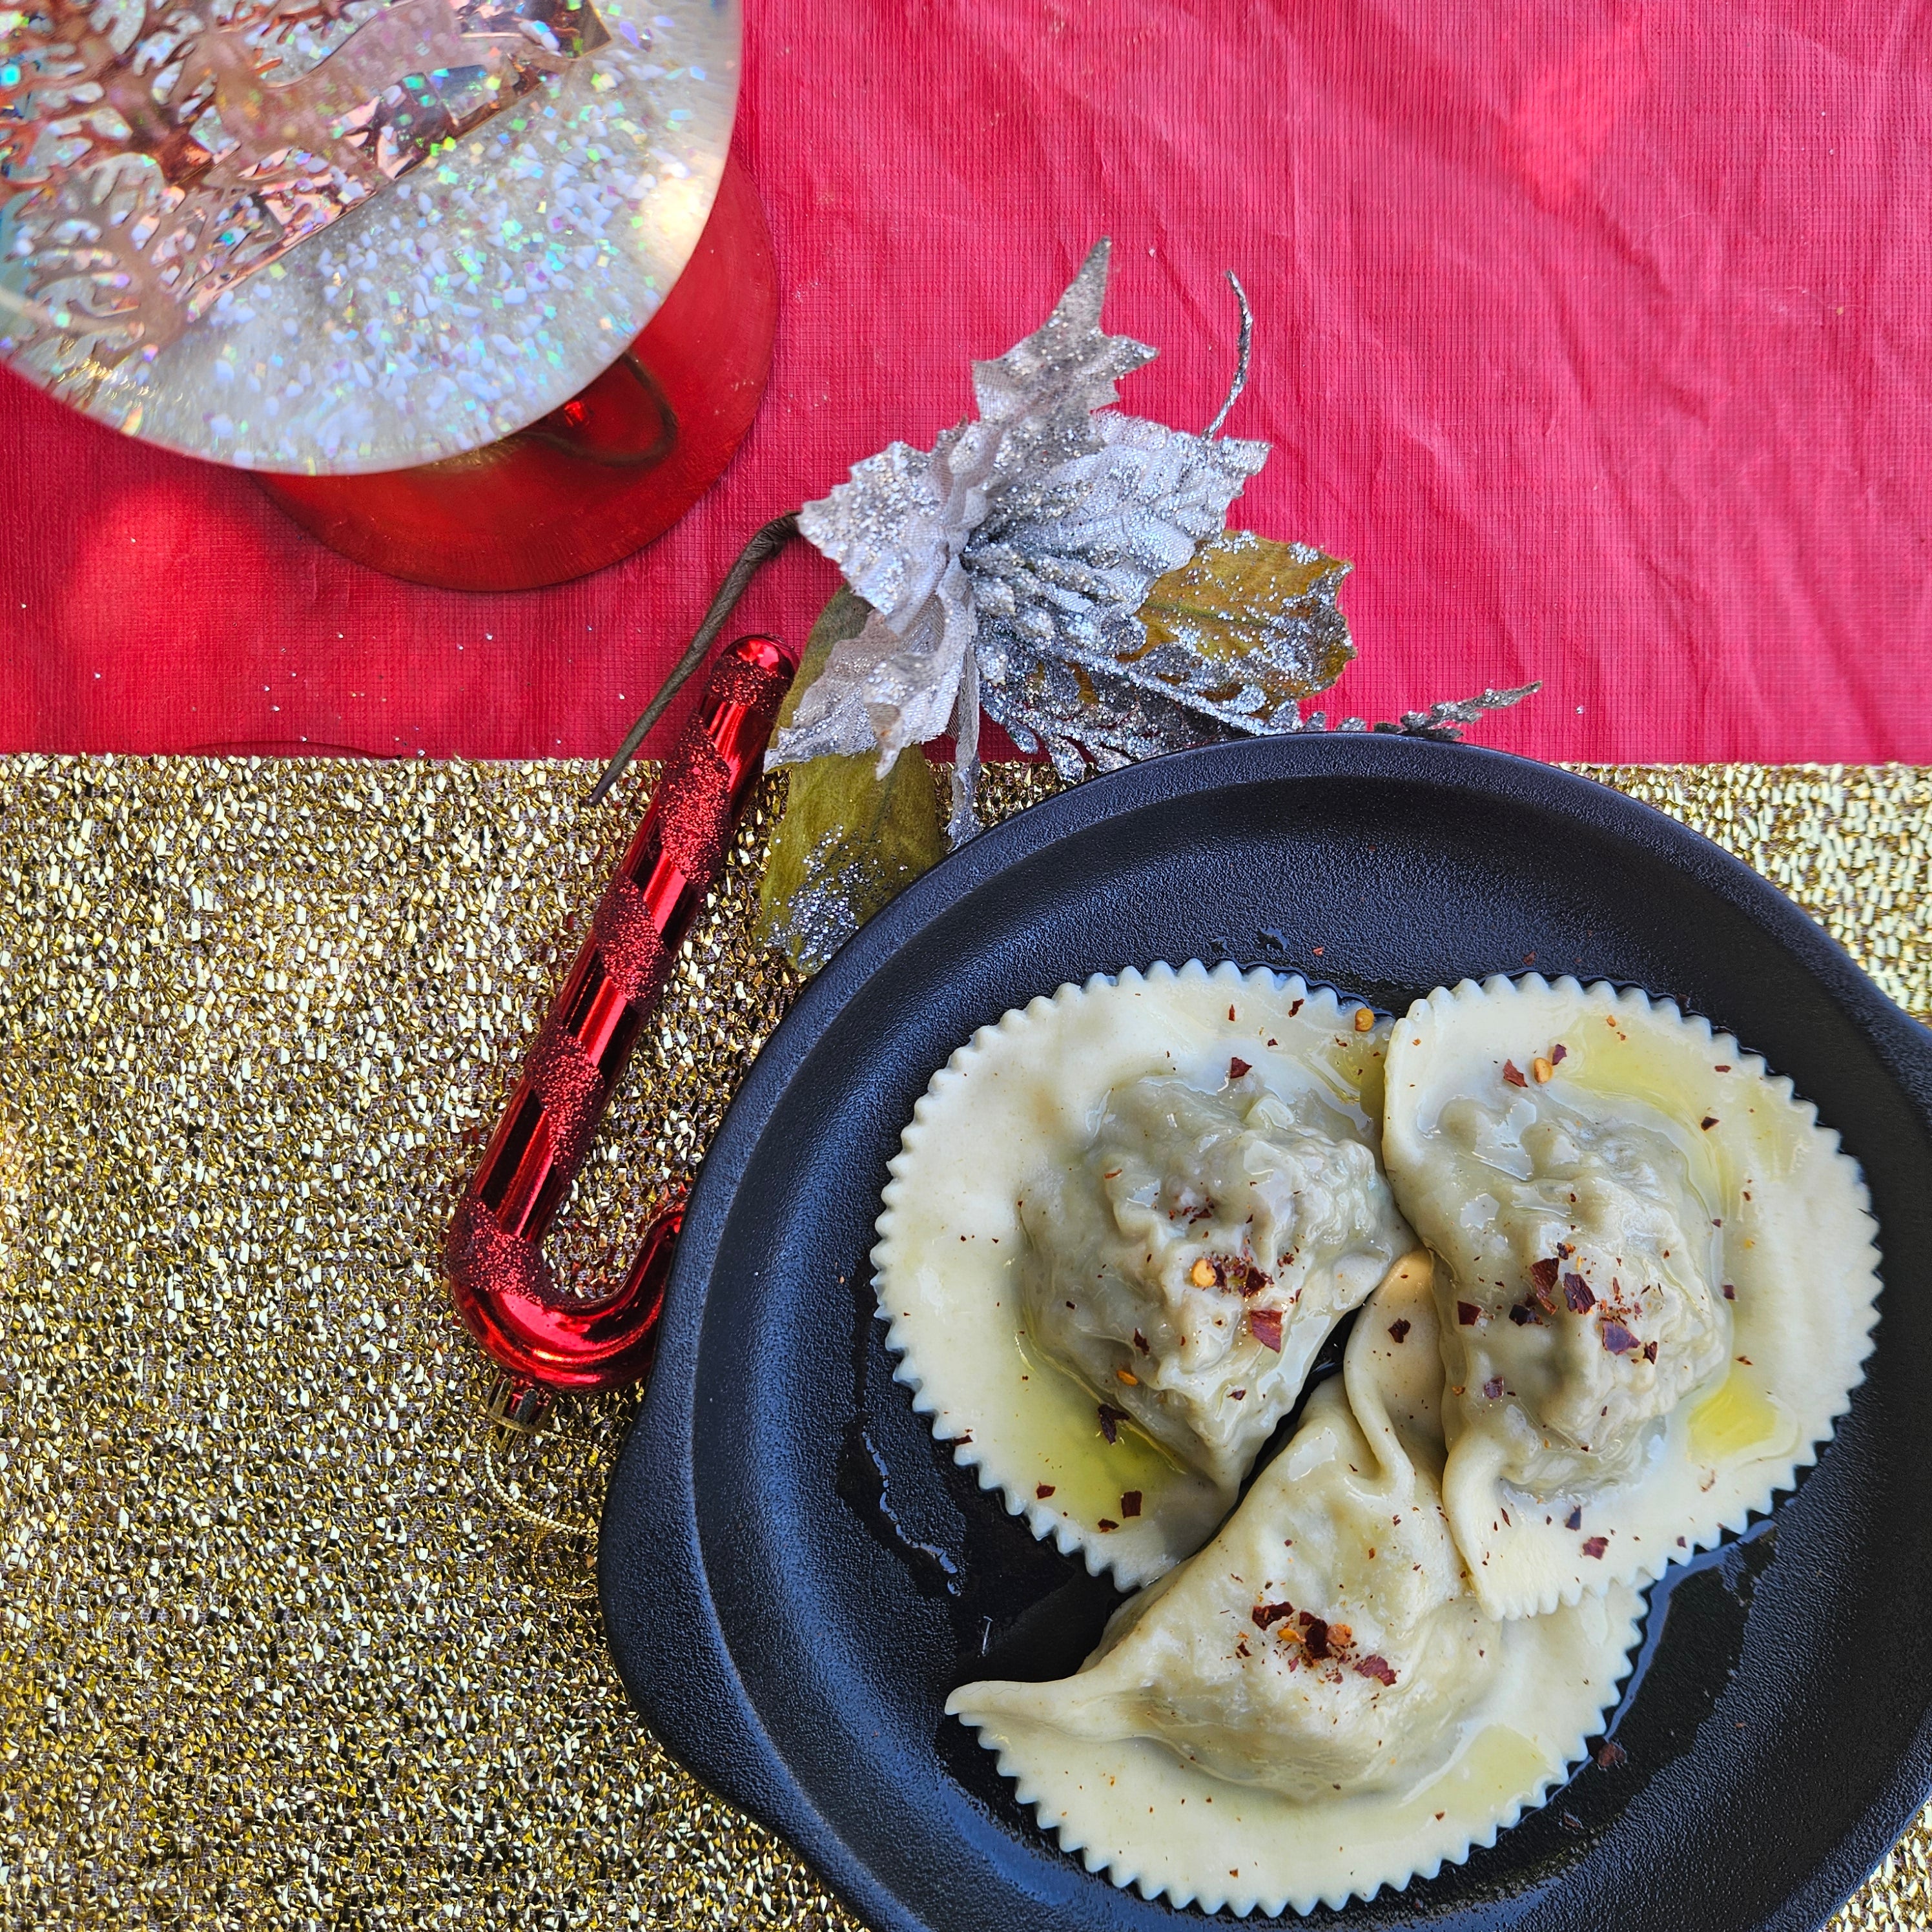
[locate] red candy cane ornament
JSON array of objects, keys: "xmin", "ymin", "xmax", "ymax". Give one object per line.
[{"xmin": 447, "ymin": 633, "xmax": 797, "ymax": 1397}]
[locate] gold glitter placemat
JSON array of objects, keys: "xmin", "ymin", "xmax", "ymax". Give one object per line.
[{"xmin": 0, "ymin": 757, "xmax": 1927, "ymax": 1932}]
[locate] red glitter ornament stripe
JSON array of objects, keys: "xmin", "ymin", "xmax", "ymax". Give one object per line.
[{"xmin": 447, "ymin": 633, "xmax": 796, "ymax": 1392}]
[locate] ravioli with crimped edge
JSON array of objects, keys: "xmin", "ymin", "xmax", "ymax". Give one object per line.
[
  {"xmin": 947, "ymin": 1252, "xmax": 1644, "ymax": 1917},
  {"xmin": 872, "ymin": 961, "xmax": 1412, "ymax": 1587},
  {"xmin": 1381, "ymin": 974, "xmax": 1881, "ymax": 1620}
]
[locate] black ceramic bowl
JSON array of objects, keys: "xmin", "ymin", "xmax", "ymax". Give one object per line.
[{"xmin": 600, "ymin": 736, "xmax": 1932, "ymax": 1932}]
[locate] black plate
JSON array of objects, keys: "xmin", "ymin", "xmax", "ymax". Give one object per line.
[{"xmin": 599, "ymin": 736, "xmax": 1932, "ymax": 1932}]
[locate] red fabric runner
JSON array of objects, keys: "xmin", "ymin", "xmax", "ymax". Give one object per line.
[{"xmin": 3, "ymin": 2, "xmax": 1927, "ymax": 763}]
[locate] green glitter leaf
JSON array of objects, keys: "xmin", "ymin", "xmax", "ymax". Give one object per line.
[
  {"xmin": 757, "ymin": 589, "xmax": 948, "ymax": 974},
  {"xmin": 1128, "ymin": 529, "xmax": 1352, "ymax": 719},
  {"xmin": 1125, "ymin": 528, "xmax": 1355, "ymax": 717}
]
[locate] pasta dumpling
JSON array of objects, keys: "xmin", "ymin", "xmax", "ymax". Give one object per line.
[
  {"xmin": 1381, "ymin": 975, "xmax": 1881, "ymax": 1618},
  {"xmin": 874, "ymin": 962, "xmax": 1403, "ymax": 1587},
  {"xmin": 1019, "ymin": 1067, "xmax": 1410, "ymax": 1497},
  {"xmin": 948, "ymin": 1251, "xmax": 1643, "ymax": 1916}
]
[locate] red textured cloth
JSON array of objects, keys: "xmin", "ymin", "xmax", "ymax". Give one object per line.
[{"xmin": 3, "ymin": 3, "xmax": 1927, "ymax": 763}]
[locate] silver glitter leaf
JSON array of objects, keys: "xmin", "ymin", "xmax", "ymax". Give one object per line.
[
  {"xmin": 969, "ymin": 413, "xmax": 1270, "ymax": 690},
  {"xmin": 1384, "ymin": 685, "xmax": 1545, "ymax": 738},
  {"xmin": 1302, "ymin": 683, "xmax": 1545, "ymax": 737},
  {"xmin": 965, "ymin": 240, "xmax": 1156, "ymax": 460},
  {"xmin": 981, "ymin": 648, "xmax": 1246, "ymax": 780},
  {"xmin": 769, "ymin": 566, "xmax": 973, "ymax": 768}
]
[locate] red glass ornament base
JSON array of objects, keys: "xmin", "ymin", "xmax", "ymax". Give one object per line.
[{"xmin": 258, "ymin": 154, "xmax": 777, "ymax": 591}]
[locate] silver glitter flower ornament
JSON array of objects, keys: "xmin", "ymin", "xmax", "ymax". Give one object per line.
[
  {"xmin": 593, "ymin": 249, "xmax": 1537, "ymax": 842},
  {"xmin": 768, "ymin": 240, "xmax": 1271, "ymax": 844}
]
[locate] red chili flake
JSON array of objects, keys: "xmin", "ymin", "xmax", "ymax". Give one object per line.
[
  {"xmin": 1355, "ymin": 1654, "xmax": 1398, "ymax": 1686},
  {"xmin": 1228, "ymin": 1005, "xmax": 1237, "ymax": 1022},
  {"xmin": 1288, "ymin": 998, "xmax": 1304, "ymax": 1017},
  {"xmin": 1721, "ymin": 1282, "xmax": 1736, "ymax": 1300},
  {"xmin": 1552, "ymin": 1043, "xmax": 1568, "ymax": 1065},
  {"xmin": 1596, "ymin": 1740, "xmax": 1627, "ymax": 1769},
  {"xmin": 1266, "ymin": 1037, "xmax": 1278, "ymax": 1047},
  {"xmin": 1097, "ymin": 1518, "xmax": 1119, "ymax": 1532},
  {"xmin": 1248, "ymin": 1308, "xmax": 1284, "ymax": 1352},
  {"xmin": 1388, "ymin": 1317, "xmax": 1412, "ymax": 1344},
  {"xmin": 1565, "ymin": 1507, "xmax": 1582, "ymax": 1530},
  {"xmin": 1714, "ymin": 1064, "xmax": 1731, "ymax": 1073},
  {"xmin": 1229, "ymin": 1388, "xmax": 1247, "ymax": 1400},
  {"xmin": 1582, "ymin": 1535, "xmax": 1608, "ymax": 1559},
  {"xmin": 1482, "ymin": 1376, "xmax": 1505, "ymax": 1399},
  {"xmin": 1530, "ymin": 1257, "xmax": 1560, "ymax": 1293},
  {"xmin": 1251, "ymin": 1600, "xmax": 1296, "ymax": 1630},
  {"xmin": 1229, "ymin": 1056, "xmax": 1251, "ymax": 1078},
  {"xmin": 1642, "ymin": 1340, "xmax": 1658, "ymax": 1364},
  {"xmin": 1457, "ymin": 1301, "xmax": 1481, "ymax": 1326},
  {"xmin": 1560, "ymin": 1813, "xmax": 1585, "ymax": 1833},
  {"xmin": 952, "ymin": 1432, "xmax": 974, "ymax": 1444},
  {"xmin": 1121, "ymin": 1490, "xmax": 1143, "ymax": 1518},
  {"xmin": 1503, "ymin": 1059, "xmax": 1528, "ymax": 1087},
  {"xmin": 1701, "ymin": 1115, "xmax": 1719, "ymax": 1131},
  {"xmin": 1301, "ymin": 1616, "xmax": 1332, "ymax": 1660},
  {"xmin": 1508, "ymin": 1302, "xmax": 1540, "ymax": 1326},
  {"xmin": 1036, "ymin": 1484, "xmax": 1056, "ymax": 1499},
  {"xmin": 1601, "ymin": 1321, "xmax": 1638, "ymax": 1355},
  {"xmin": 1133, "ymin": 1328, "xmax": 1151, "ymax": 1355},
  {"xmin": 1097, "ymin": 1403, "xmax": 1128, "ymax": 1444},
  {"xmin": 1563, "ymin": 1272, "xmax": 1596, "ymax": 1314}
]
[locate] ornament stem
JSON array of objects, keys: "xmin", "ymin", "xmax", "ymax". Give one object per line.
[
  {"xmin": 589, "ymin": 512, "xmax": 802, "ymax": 807},
  {"xmin": 1202, "ymin": 271, "xmax": 1253, "ymax": 440}
]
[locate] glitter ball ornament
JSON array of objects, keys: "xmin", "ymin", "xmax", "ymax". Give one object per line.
[
  {"xmin": 258, "ymin": 150, "xmax": 778, "ymax": 588},
  {"xmin": 0, "ymin": 0, "xmax": 741, "ymax": 475}
]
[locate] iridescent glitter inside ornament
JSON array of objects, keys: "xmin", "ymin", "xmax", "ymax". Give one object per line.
[{"xmin": 0, "ymin": 0, "xmax": 738, "ymax": 469}]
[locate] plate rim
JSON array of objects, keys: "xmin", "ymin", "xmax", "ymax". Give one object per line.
[{"xmin": 600, "ymin": 734, "xmax": 1932, "ymax": 1932}]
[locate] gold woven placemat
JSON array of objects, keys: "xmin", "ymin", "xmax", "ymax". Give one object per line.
[{"xmin": 0, "ymin": 757, "xmax": 1926, "ymax": 1931}]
